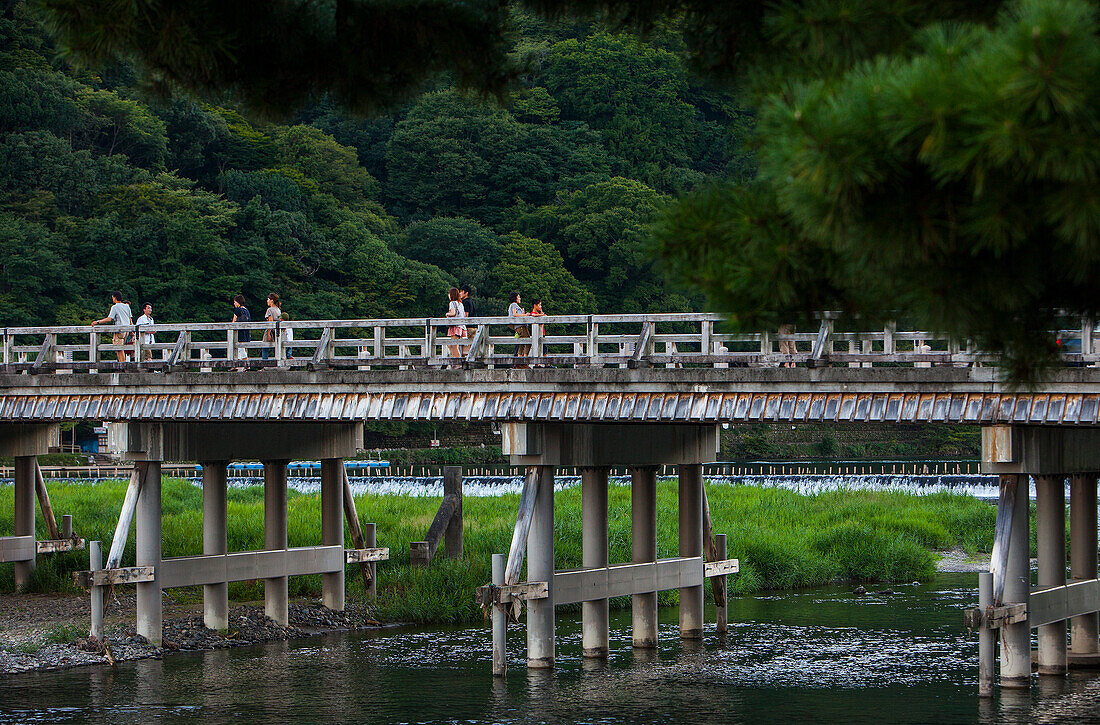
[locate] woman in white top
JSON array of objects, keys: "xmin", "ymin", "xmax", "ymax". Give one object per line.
[{"xmin": 445, "ymin": 287, "xmax": 467, "ymax": 362}]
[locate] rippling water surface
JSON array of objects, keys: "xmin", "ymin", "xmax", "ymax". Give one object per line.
[{"xmin": 3, "ymin": 574, "xmax": 1100, "ymax": 724}]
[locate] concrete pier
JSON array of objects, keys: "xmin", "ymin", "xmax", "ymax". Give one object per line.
[
  {"xmin": 581, "ymin": 467, "xmax": 609, "ymax": 658},
  {"xmin": 526, "ymin": 465, "xmax": 555, "ymax": 669},
  {"xmin": 1036, "ymin": 475, "xmax": 1067, "ymax": 675},
  {"xmin": 264, "ymin": 460, "xmax": 289, "ymax": 626},
  {"xmin": 492, "ymin": 553, "xmax": 506, "ymax": 677},
  {"xmin": 1070, "ymin": 474, "xmax": 1099, "ymax": 656},
  {"xmin": 202, "ymin": 461, "xmax": 229, "ymax": 630},
  {"xmin": 136, "ymin": 462, "xmax": 162, "ymax": 645},
  {"xmin": 1001, "ymin": 474, "xmax": 1031, "ymax": 689},
  {"xmin": 13, "ymin": 455, "xmax": 35, "ymax": 590},
  {"xmin": 321, "ymin": 458, "xmax": 345, "ymax": 612},
  {"xmin": 631, "ymin": 466, "xmax": 658, "ymax": 649},
  {"xmin": 678, "ymin": 464, "xmax": 704, "ymax": 640}
]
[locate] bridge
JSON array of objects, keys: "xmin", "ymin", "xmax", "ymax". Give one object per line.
[{"xmin": 2, "ymin": 313, "xmax": 1100, "ymax": 690}]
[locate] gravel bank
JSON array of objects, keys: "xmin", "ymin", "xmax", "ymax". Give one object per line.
[{"xmin": 0, "ymin": 593, "xmax": 385, "ymax": 674}]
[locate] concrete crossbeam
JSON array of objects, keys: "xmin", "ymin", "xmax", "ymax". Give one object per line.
[
  {"xmin": 504, "ymin": 423, "xmax": 717, "ymax": 467},
  {"xmin": 1031, "ymin": 579, "xmax": 1100, "ymax": 628},
  {"xmin": 984, "ymin": 426, "xmax": 1100, "ymax": 475},
  {"xmin": 0, "ymin": 424, "xmax": 58, "ymax": 456},
  {"xmin": 111, "ymin": 422, "xmax": 362, "ymax": 462},
  {"xmin": 0, "ymin": 536, "xmax": 34, "ymax": 563}
]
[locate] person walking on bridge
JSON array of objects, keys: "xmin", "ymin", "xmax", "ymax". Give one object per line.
[
  {"xmin": 231, "ymin": 294, "xmax": 251, "ymax": 369},
  {"xmin": 135, "ymin": 303, "xmax": 155, "ymax": 361},
  {"xmin": 262, "ymin": 293, "xmax": 281, "ymax": 360},
  {"xmin": 445, "ymin": 287, "xmax": 468, "ymax": 364},
  {"xmin": 91, "ymin": 291, "xmax": 132, "ymax": 362},
  {"xmin": 508, "ymin": 292, "xmax": 530, "ymax": 368}
]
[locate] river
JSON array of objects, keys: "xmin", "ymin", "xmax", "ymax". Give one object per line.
[{"xmin": 2, "ymin": 573, "xmax": 1098, "ymax": 724}]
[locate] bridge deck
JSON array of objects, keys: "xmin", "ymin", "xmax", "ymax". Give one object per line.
[{"xmin": 3, "ymin": 367, "xmax": 1100, "ymax": 424}]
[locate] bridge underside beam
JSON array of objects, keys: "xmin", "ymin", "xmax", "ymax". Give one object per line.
[
  {"xmin": 110, "ymin": 422, "xmax": 362, "ymax": 461},
  {"xmin": 983, "ymin": 425, "xmax": 1100, "ymax": 474},
  {"xmin": 503, "ymin": 423, "xmax": 718, "ymax": 467}
]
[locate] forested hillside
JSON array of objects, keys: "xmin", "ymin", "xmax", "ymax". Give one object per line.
[{"xmin": 0, "ymin": 2, "xmax": 750, "ymax": 326}]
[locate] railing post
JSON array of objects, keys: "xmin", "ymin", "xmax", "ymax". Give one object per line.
[
  {"xmin": 587, "ymin": 319, "xmax": 598, "ymax": 364},
  {"xmin": 374, "ymin": 326, "xmax": 383, "ymax": 360},
  {"xmin": 701, "ymin": 319, "xmax": 713, "ymax": 362},
  {"xmin": 884, "ymin": 321, "xmax": 896, "ymax": 355},
  {"xmin": 133, "ymin": 326, "xmax": 142, "ymax": 364},
  {"xmin": 1083, "ymin": 318, "xmax": 1095, "ymax": 357},
  {"xmin": 227, "ymin": 328, "xmax": 237, "ymax": 364},
  {"xmin": 426, "ymin": 321, "xmax": 438, "ymax": 367},
  {"xmin": 759, "ymin": 330, "xmax": 771, "ymax": 356},
  {"xmin": 530, "ymin": 322, "xmax": 543, "ymax": 359},
  {"xmin": 274, "ymin": 320, "xmax": 284, "ymax": 363}
]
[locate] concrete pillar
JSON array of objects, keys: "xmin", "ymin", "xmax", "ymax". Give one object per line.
[
  {"xmin": 581, "ymin": 467, "xmax": 609, "ymax": 658},
  {"xmin": 136, "ymin": 461, "xmax": 162, "ymax": 645},
  {"xmin": 1070, "ymin": 474, "xmax": 1099, "ymax": 655},
  {"xmin": 526, "ymin": 465, "xmax": 555, "ymax": 669},
  {"xmin": 12, "ymin": 455, "xmax": 35, "ymax": 590},
  {"xmin": 1036, "ymin": 475, "xmax": 1067, "ymax": 675},
  {"xmin": 264, "ymin": 460, "xmax": 289, "ymax": 626},
  {"xmin": 202, "ymin": 461, "xmax": 229, "ymax": 630},
  {"xmin": 631, "ymin": 466, "xmax": 658, "ymax": 649},
  {"xmin": 1001, "ymin": 474, "xmax": 1031, "ymax": 688},
  {"xmin": 678, "ymin": 463, "xmax": 704, "ymax": 640},
  {"xmin": 321, "ymin": 458, "xmax": 345, "ymax": 612}
]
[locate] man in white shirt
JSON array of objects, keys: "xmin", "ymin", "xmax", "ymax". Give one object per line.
[
  {"xmin": 135, "ymin": 303, "xmax": 155, "ymax": 361},
  {"xmin": 91, "ymin": 291, "xmax": 132, "ymax": 362}
]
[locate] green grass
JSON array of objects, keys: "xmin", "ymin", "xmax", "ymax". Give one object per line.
[{"xmin": 0, "ymin": 479, "xmax": 997, "ymax": 624}]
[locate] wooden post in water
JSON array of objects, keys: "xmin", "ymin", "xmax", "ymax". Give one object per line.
[
  {"xmin": 492, "ymin": 553, "xmax": 506, "ymax": 677},
  {"xmin": 978, "ymin": 571, "xmax": 994, "ymax": 697},
  {"xmin": 716, "ymin": 533, "xmax": 728, "ymax": 635}
]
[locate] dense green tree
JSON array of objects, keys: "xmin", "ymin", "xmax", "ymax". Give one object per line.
[
  {"xmin": 492, "ymin": 232, "xmax": 595, "ymax": 313},
  {"xmin": 511, "ymin": 177, "xmax": 689, "ymax": 311},
  {"xmin": 396, "ymin": 217, "xmax": 501, "ymax": 295},
  {"xmin": 384, "ymin": 90, "xmax": 609, "ymax": 224},
  {"xmin": 0, "ymin": 214, "xmax": 72, "ymax": 325},
  {"xmin": 542, "ymin": 33, "xmax": 694, "ymax": 181}
]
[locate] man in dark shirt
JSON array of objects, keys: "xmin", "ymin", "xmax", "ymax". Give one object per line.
[
  {"xmin": 459, "ymin": 286, "xmax": 474, "ymax": 319},
  {"xmin": 231, "ymin": 294, "xmax": 251, "ymax": 367}
]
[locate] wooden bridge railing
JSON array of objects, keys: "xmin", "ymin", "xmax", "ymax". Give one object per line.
[{"xmin": 1, "ymin": 314, "xmax": 1096, "ymax": 372}]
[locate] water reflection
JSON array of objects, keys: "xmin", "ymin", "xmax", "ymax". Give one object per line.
[{"xmin": 4, "ymin": 574, "xmax": 1100, "ymax": 724}]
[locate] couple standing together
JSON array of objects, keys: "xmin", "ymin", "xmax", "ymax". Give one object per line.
[{"xmin": 444, "ymin": 288, "xmax": 544, "ymax": 365}]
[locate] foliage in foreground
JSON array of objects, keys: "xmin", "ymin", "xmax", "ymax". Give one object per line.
[{"xmin": 0, "ymin": 478, "xmax": 996, "ymax": 624}]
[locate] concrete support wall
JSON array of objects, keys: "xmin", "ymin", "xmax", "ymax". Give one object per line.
[
  {"xmin": 1001, "ymin": 475, "xmax": 1032, "ymax": 688},
  {"xmin": 264, "ymin": 461, "xmax": 289, "ymax": 626},
  {"xmin": 12, "ymin": 455, "xmax": 35, "ymax": 590},
  {"xmin": 631, "ymin": 467, "xmax": 658, "ymax": 649},
  {"xmin": 581, "ymin": 467, "xmax": 609, "ymax": 658},
  {"xmin": 202, "ymin": 461, "xmax": 229, "ymax": 630},
  {"xmin": 320, "ymin": 458, "xmax": 345, "ymax": 612},
  {"xmin": 1036, "ymin": 475, "xmax": 1068, "ymax": 675},
  {"xmin": 136, "ymin": 462, "xmax": 162, "ymax": 645},
  {"xmin": 1070, "ymin": 474, "xmax": 1099, "ymax": 655},
  {"xmin": 678, "ymin": 464, "xmax": 704, "ymax": 640},
  {"xmin": 526, "ymin": 465, "xmax": 555, "ymax": 668}
]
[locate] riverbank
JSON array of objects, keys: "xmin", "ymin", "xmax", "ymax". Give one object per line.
[
  {"xmin": 1, "ymin": 479, "xmax": 996, "ymax": 621},
  {"xmin": 0, "ymin": 594, "xmax": 387, "ymax": 674}
]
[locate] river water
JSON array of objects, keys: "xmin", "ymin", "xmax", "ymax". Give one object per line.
[{"xmin": 3, "ymin": 573, "xmax": 1099, "ymax": 724}]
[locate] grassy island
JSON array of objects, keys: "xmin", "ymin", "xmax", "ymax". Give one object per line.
[{"xmin": 0, "ymin": 478, "xmax": 995, "ymax": 624}]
